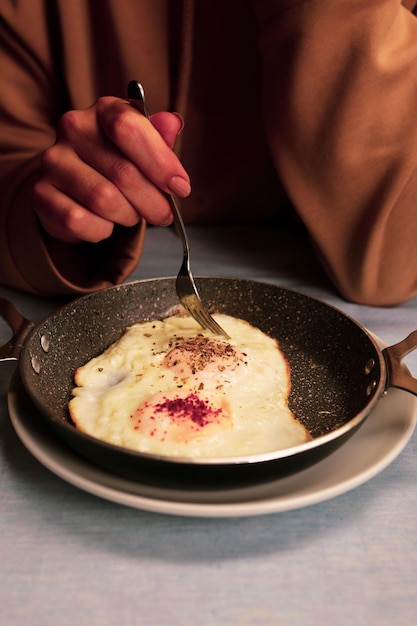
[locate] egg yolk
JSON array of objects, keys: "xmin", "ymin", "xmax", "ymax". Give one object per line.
[
  {"xmin": 130, "ymin": 388, "xmax": 232, "ymax": 444},
  {"xmin": 162, "ymin": 336, "xmax": 247, "ymax": 383}
]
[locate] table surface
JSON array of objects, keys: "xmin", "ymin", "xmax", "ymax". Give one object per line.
[{"xmin": 1, "ymin": 223, "xmax": 416, "ymax": 626}]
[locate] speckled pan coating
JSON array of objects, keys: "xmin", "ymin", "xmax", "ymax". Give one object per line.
[{"xmin": 18, "ymin": 278, "xmax": 385, "ymax": 488}]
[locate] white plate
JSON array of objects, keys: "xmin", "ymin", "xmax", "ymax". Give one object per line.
[{"xmin": 8, "ymin": 370, "xmax": 417, "ymax": 518}]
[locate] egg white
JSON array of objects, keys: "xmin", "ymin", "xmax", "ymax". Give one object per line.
[{"xmin": 69, "ymin": 313, "xmax": 310, "ymax": 458}]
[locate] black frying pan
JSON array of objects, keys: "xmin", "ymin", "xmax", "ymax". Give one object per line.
[{"xmin": 1, "ymin": 277, "xmax": 417, "ymax": 488}]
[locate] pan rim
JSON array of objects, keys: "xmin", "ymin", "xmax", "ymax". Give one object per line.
[{"xmin": 18, "ymin": 277, "xmax": 388, "ymax": 469}]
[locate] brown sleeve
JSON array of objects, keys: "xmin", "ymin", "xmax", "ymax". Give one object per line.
[
  {"xmin": 0, "ymin": 0, "xmax": 145, "ymax": 296},
  {"xmin": 254, "ymin": 0, "xmax": 417, "ymax": 305}
]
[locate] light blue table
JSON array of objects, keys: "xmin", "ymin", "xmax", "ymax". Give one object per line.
[{"xmin": 1, "ymin": 224, "xmax": 416, "ymax": 626}]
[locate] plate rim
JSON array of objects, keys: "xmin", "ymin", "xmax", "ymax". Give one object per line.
[{"xmin": 8, "ymin": 364, "xmax": 417, "ymax": 518}]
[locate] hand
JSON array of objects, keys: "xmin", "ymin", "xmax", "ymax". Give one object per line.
[{"xmin": 32, "ymin": 96, "xmax": 190, "ymax": 244}]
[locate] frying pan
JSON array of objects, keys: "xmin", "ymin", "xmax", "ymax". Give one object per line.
[{"xmin": 1, "ymin": 277, "xmax": 417, "ymax": 489}]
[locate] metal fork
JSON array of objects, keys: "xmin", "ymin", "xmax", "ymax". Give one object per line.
[{"xmin": 127, "ymin": 81, "xmax": 230, "ymax": 338}]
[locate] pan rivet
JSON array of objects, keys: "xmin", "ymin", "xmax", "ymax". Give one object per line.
[
  {"xmin": 40, "ymin": 335, "xmax": 50, "ymax": 353},
  {"xmin": 31, "ymin": 356, "xmax": 41, "ymax": 374},
  {"xmin": 364, "ymin": 358, "xmax": 375, "ymax": 375},
  {"xmin": 366, "ymin": 380, "xmax": 377, "ymax": 396}
]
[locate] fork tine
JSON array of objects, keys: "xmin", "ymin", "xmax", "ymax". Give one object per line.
[
  {"xmin": 180, "ymin": 293, "xmax": 230, "ymax": 338},
  {"xmin": 195, "ymin": 311, "xmax": 229, "ymax": 337}
]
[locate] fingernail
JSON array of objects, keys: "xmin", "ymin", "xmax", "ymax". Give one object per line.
[
  {"xmin": 168, "ymin": 176, "xmax": 191, "ymax": 197},
  {"xmin": 172, "ymin": 112, "xmax": 185, "ymax": 135}
]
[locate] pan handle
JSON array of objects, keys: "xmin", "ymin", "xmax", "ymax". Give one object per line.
[
  {"xmin": 0, "ymin": 298, "xmax": 35, "ymax": 362},
  {"xmin": 383, "ymin": 330, "xmax": 417, "ymax": 395}
]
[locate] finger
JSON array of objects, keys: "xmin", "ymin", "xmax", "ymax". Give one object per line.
[
  {"xmin": 33, "ymin": 179, "xmax": 115, "ymax": 244},
  {"xmin": 40, "ymin": 141, "xmax": 174, "ymax": 228},
  {"xmin": 95, "ymin": 97, "xmax": 191, "ymax": 196},
  {"xmin": 69, "ymin": 145, "xmax": 174, "ymax": 225},
  {"xmin": 150, "ymin": 112, "xmax": 184, "ymax": 149}
]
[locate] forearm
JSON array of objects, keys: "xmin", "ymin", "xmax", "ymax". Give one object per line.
[{"xmin": 255, "ymin": 0, "xmax": 417, "ymax": 304}]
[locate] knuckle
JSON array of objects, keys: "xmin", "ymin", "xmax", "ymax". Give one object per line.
[
  {"xmin": 102, "ymin": 107, "xmax": 133, "ymax": 144},
  {"xmin": 87, "ymin": 178, "xmax": 140, "ymax": 228},
  {"xmin": 57, "ymin": 109, "xmax": 83, "ymax": 139},
  {"xmin": 107, "ymin": 158, "xmax": 137, "ymax": 188},
  {"xmin": 63, "ymin": 206, "xmax": 113, "ymax": 243},
  {"xmin": 86, "ymin": 179, "xmax": 117, "ymax": 212},
  {"xmin": 39, "ymin": 146, "xmax": 59, "ymax": 172},
  {"xmin": 61, "ymin": 205, "xmax": 85, "ymax": 232}
]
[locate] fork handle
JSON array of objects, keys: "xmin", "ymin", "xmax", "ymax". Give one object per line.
[
  {"xmin": 128, "ymin": 80, "xmax": 190, "ymax": 259},
  {"xmin": 127, "ymin": 80, "xmax": 149, "ymax": 117}
]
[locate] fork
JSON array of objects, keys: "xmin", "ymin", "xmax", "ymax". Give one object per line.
[{"xmin": 127, "ymin": 81, "xmax": 230, "ymax": 339}]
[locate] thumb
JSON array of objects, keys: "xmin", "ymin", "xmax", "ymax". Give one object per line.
[{"xmin": 150, "ymin": 112, "xmax": 184, "ymax": 149}]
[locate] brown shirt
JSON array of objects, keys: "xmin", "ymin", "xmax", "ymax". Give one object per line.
[{"xmin": 1, "ymin": 0, "xmax": 417, "ymax": 304}]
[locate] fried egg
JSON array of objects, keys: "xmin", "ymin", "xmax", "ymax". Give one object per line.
[{"xmin": 69, "ymin": 313, "xmax": 310, "ymax": 458}]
